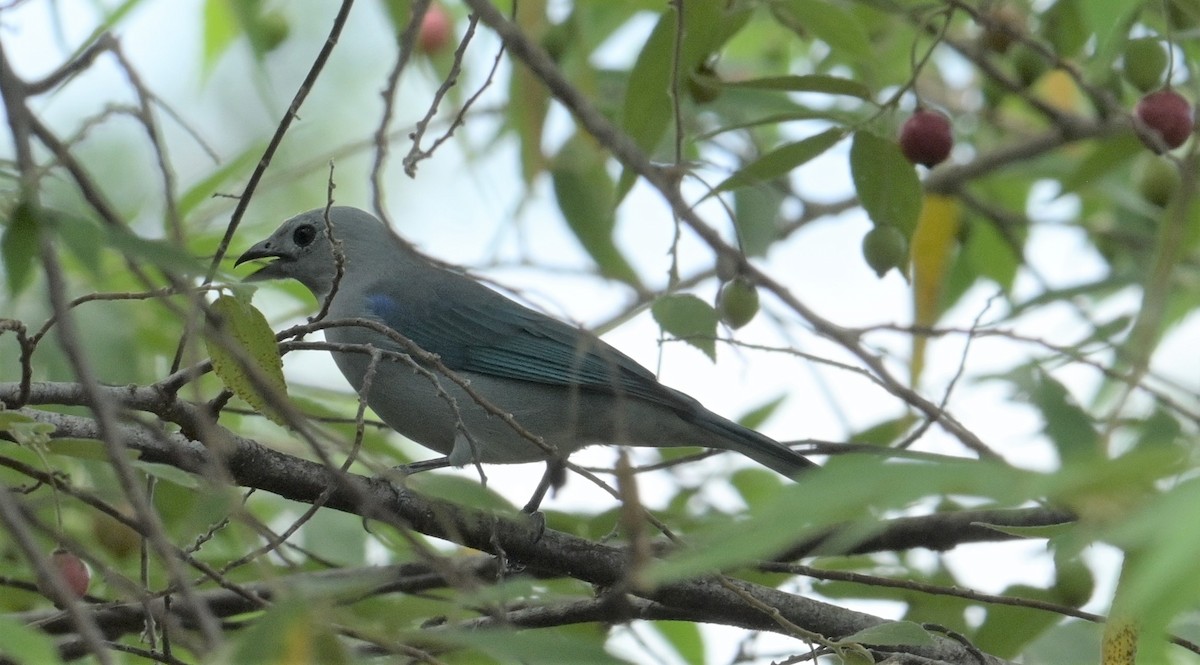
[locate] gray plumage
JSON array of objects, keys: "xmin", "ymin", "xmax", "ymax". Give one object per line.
[{"xmin": 235, "ymin": 206, "xmax": 815, "ymax": 477}]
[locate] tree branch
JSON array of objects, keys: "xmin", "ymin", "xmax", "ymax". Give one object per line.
[{"xmin": 3, "ymin": 392, "xmax": 1014, "ymax": 664}]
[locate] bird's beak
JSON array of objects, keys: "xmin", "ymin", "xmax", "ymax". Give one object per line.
[{"xmin": 234, "ymin": 240, "xmax": 289, "ymax": 282}]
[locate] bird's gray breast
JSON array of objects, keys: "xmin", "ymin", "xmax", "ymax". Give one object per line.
[{"xmin": 321, "ymin": 311, "xmax": 462, "ymax": 457}]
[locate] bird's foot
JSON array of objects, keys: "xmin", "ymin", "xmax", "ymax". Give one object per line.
[{"xmin": 524, "ymin": 510, "xmax": 547, "ymax": 543}]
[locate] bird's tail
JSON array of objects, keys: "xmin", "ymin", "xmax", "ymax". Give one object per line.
[{"xmin": 694, "ymin": 412, "xmax": 816, "ymax": 478}]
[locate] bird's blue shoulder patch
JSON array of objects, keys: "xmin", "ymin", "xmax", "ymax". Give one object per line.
[
  {"xmin": 363, "ymin": 291, "xmax": 471, "ymax": 368},
  {"xmin": 365, "ymin": 292, "xmax": 401, "ymax": 319}
]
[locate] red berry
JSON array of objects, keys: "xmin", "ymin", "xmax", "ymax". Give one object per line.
[
  {"xmin": 40, "ymin": 549, "xmax": 90, "ymax": 603},
  {"xmin": 1135, "ymin": 89, "xmax": 1194, "ymax": 151},
  {"xmin": 418, "ymin": 3, "xmax": 452, "ymax": 54},
  {"xmin": 899, "ymin": 110, "xmax": 953, "ymax": 167}
]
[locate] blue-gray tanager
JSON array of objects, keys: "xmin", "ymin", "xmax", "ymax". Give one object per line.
[{"xmin": 235, "ymin": 207, "xmax": 815, "ymax": 481}]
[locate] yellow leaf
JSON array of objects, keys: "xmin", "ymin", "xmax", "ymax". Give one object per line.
[
  {"xmin": 205, "ymin": 294, "xmax": 289, "ymax": 426},
  {"xmin": 910, "ymin": 194, "xmax": 961, "ymax": 386},
  {"xmin": 1102, "ymin": 555, "xmax": 1140, "ymax": 665},
  {"xmin": 1101, "ymin": 618, "xmax": 1138, "ymax": 665},
  {"xmin": 1033, "ymin": 68, "xmax": 1091, "ymax": 116},
  {"xmin": 280, "ymin": 614, "xmax": 313, "ymax": 665}
]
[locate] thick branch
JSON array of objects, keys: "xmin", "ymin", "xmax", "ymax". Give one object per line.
[{"xmin": 2, "ymin": 385, "xmax": 1014, "ymax": 664}]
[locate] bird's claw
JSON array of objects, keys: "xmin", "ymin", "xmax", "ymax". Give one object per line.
[{"xmin": 524, "ymin": 509, "xmax": 547, "ymax": 543}]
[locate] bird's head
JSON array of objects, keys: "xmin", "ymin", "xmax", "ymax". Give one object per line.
[{"xmin": 235, "ymin": 206, "xmax": 390, "ymax": 299}]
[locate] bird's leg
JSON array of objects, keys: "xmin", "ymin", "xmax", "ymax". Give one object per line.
[
  {"xmin": 521, "ymin": 461, "xmax": 563, "ymax": 543},
  {"xmin": 522, "ymin": 458, "xmax": 567, "ymax": 515}
]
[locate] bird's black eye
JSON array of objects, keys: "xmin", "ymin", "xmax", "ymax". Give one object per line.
[{"xmin": 293, "ymin": 224, "xmax": 317, "ymax": 247}]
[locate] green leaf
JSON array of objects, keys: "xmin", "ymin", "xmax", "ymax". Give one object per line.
[
  {"xmin": 55, "ymin": 213, "xmax": 105, "ymax": 277},
  {"xmin": 651, "ymin": 294, "xmax": 719, "ymax": 361},
  {"xmin": 1005, "ymin": 366, "xmax": 1101, "ymax": 465},
  {"xmin": 509, "ymin": 0, "xmax": 553, "ymax": 183},
  {"xmin": 0, "ymin": 616, "xmax": 59, "ymax": 665},
  {"xmin": 2, "ymin": 415, "xmax": 55, "ymax": 447},
  {"xmin": 202, "ymin": 0, "xmax": 240, "ymax": 75},
  {"xmin": 714, "ymin": 128, "xmax": 843, "ymax": 194},
  {"xmin": 850, "ymin": 130, "xmax": 922, "ymax": 235},
  {"xmin": 405, "ymin": 473, "xmax": 519, "ymax": 515},
  {"xmin": 700, "ymin": 107, "xmax": 850, "ymax": 141},
  {"xmin": 132, "ymin": 460, "xmax": 201, "ymax": 488},
  {"xmin": 1059, "ymin": 134, "xmax": 1142, "ymax": 194},
  {"xmin": 206, "ymin": 294, "xmax": 289, "ymax": 426},
  {"xmin": 838, "ymin": 621, "xmax": 935, "ymax": 647},
  {"xmin": 730, "ymin": 467, "xmax": 786, "ymax": 509},
  {"xmin": 550, "ymin": 135, "xmax": 640, "ymax": 286},
  {"xmin": 202, "ymin": 0, "xmax": 282, "ymax": 62},
  {"xmin": 1075, "ymin": 0, "xmax": 1138, "ymax": 76},
  {"xmin": 102, "ymin": 224, "xmax": 208, "ymax": 276},
  {"xmin": 737, "ymin": 394, "xmax": 786, "ymax": 431},
  {"xmin": 1025, "ymin": 620, "xmax": 1103, "ymax": 664},
  {"xmin": 652, "ymin": 621, "xmax": 706, "ymax": 665},
  {"xmin": 2, "ymin": 202, "xmax": 40, "ymax": 296},
  {"xmin": 0, "ymin": 410, "xmax": 38, "ymax": 432},
  {"xmin": 510, "ymin": 57, "xmax": 552, "ymax": 183},
  {"xmin": 1133, "ymin": 407, "xmax": 1184, "ymax": 451},
  {"xmin": 962, "ymin": 216, "xmax": 1019, "ymax": 293},
  {"xmin": 64, "ymin": 0, "xmax": 146, "ymax": 66},
  {"xmin": 732, "ymin": 183, "xmax": 783, "ymax": 256},
  {"xmin": 411, "ymin": 626, "xmax": 632, "ymax": 664},
  {"xmin": 45, "ymin": 438, "xmax": 110, "ymax": 460},
  {"xmin": 232, "ymin": 601, "xmax": 349, "ymax": 665},
  {"xmin": 973, "ymin": 522, "xmax": 1075, "ymax": 541},
  {"xmin": 852, "ymin": 414, "xmax": 917, "ymax": 446},
  {"xmin": 1099, "ymin": 477, "xmax": 1200, "ymax": 632},
  {"xmin": 897, "ymin": 564, "xmax": 972, "ymax": 633},
  {"xmin": 301, "ymin": 507, "xmax": 367, "ymax": 566},
  {"xmin": 771, "ymin": 0, "xmax": 872, "ymax": 62},
  {"xmin": 179, "ymin": 146, "xmax": 264, "ymax": 217},
  {"xmin": 724, "ymin": 75, "xmax": 871, "ymax": 100},
  {"xmin": 645, "ymin": 457, "xmax": 1040, "ymax": 585},
  {"xmin": 618, "ymin": 2, "xmax": 752, "ymax": 196},
  {"xmin": 379, "ymin": 0, "xmax": 412, "ymax": 36}
]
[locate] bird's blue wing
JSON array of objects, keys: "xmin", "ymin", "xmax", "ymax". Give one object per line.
[
  {"xmin": 364, "ymin": 275, "xmax": 816, "ymax": 477},
  {"xmin": 364, "ymin": 285, "xmax": 683, "ymax": 408}
]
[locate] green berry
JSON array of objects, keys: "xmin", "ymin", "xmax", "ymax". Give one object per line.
[
  {"xmin": 1053, "ymin": 557, "xmax": 1094, "ymax": 607},
  {"xmin": 256, "ymin": 12, "xmax": 290, "ymax": 53},
  {"xmin": 1134, "ymin": 153, "xmax": 1180, "ymax": 207},
  {"xmin": 862, "ymin": 225, "xmax": 909, "ymax": 277},
  {"xmin": 687, "ymin": 63, "xmax": 722, "ymax": 104},
  {"xmin": 1123, "ymin": 38, "xmax": 1168, "ymax": 93},
  {"xmin": 718, "ymin": 278, "xmax": 759, "ymax": 328}
]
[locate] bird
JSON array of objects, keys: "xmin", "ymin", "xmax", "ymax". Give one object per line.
[{"xmin": 235, "ymin": 206, "xmax": 815, "ymax": 501}]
